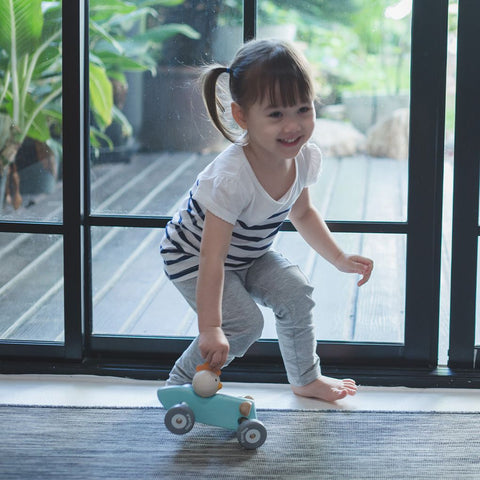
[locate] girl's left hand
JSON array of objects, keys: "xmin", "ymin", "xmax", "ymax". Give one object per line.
[{"xmin": 335, "ymin": 253, "xmax": 374, "ymax": 287}]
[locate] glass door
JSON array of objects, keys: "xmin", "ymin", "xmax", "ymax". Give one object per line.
[
  {"xmin": 0, "ymin": 0, "xmax": 67, "ymax": 359},
  {"xmin": 85, "ymin": 0, "xmax": 450, "ymax": 376},
  {"xmin": 448, "ymin": 0, "xmax": 480, "ymax": 369},
  {"xmin": 0, "ymin": 1, "xmax": 457, "ymax": 382}
]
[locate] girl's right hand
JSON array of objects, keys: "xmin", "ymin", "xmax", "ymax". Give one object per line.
[
  {"xmin": 198, "ymin": 326, "xmax": 230, "ymax": 370},
  {"xmin": 334, "ymin": 253, "xmax": 374, "ymax": 286}
]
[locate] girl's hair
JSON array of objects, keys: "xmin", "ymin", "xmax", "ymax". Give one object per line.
[{"xmin": 201, "ymin": 39, "xmax": 315, "ymax": 143}]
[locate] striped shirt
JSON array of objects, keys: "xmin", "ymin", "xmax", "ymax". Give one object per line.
[{"xmin": 160, "ymin": 142, "xmax": 322, "ymax": 281}]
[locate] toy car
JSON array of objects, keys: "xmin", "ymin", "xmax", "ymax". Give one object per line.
[{"xmin": 157, "ymin": 370, "xmax": 267, "ymax": 450}]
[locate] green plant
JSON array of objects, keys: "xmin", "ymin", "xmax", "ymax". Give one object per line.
[
  {"xmin": 88, "ymin": 0, "xmax": 200, "ymax": 148},
  {"xmin": 0, "ymin": 0, "xmax": 62, "ymax": 170},
  {"xmin": 0, "ymin": 0, "xmax": 199, "ymax": 206}
]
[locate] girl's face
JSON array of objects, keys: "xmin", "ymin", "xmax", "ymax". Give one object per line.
[{"xmin": 233, "ymin": 92, "xmax": 316, "ymax": 162}]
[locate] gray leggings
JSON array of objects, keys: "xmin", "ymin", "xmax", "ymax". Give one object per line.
[{"xmin": 166, "ymin": 250, "xmax": 320, "ymax": 387}]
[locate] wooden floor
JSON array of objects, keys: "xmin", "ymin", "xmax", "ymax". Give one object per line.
[{"xmin": 0, "ymin": 150, "xmax": 454, "ymax": 362}]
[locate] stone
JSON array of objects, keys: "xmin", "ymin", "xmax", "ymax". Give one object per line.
[
  {"xmin": 310, "ymin": 118, "xmax": 366, "ymax": 158},
  {"xmin": 366, "ymin": 108, "xmax": 409, "ymax": 160}
]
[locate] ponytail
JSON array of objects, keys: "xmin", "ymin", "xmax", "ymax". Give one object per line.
[{"xmin": 201, "ymin": 66, "xmax": 237, "ymax": 143}]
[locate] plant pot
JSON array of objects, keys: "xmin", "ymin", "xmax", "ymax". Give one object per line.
[
  {"xmin": 92, "ymin": 136, "xmax": 138, "ymax": 164},
  {"xmin": 140, "ymin": 67, "xmax": 224, "ymax": 153},
  {"xmin": 15, "ymin": 139, "xmax": 60, "ymax": 195}
]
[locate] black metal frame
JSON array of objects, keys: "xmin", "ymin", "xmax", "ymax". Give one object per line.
[
  {"xmin": 0, "ymin": 0, "xmax": 87, "ymax": 361},
  {"xmin": 3, "ymin": 0, "xmax": 478, "ymax": 387},
  {"xmin": 403, "ymin": 0, "xmax": 448, "ymax": 367},
  {"xmin": 449, "ymin": 0, "xmax": 480, "ymax": 369}
]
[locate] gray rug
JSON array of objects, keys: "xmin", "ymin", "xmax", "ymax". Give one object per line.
[{"xmin": 1, "ymin": 405, "xmax": 479, "ymax": 479}]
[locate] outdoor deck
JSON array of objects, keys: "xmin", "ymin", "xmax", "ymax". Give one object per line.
[{"xmin": 0, "ymin": 150, "xmax": 453, "ymax": 362}]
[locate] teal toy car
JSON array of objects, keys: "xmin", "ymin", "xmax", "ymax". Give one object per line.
[{"xmin": 157, "ymin": 371, "xmax": 267, "ymax": 449}]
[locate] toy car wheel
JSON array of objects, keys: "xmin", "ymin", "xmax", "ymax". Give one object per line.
[
  {"xmin": 164, "ymin": 403, "xmax": 195, "ymax": 435},
  {"xmin": 237, "ymin": 419, "xmax": 267, "ymax": 449}
]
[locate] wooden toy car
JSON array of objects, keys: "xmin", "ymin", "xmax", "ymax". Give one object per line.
[{"xmin": 157, "ymin": 366, "xmax": 267, "ymax": 449}]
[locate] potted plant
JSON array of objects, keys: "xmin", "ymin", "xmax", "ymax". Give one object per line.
[
  {"xmin": 0, "ymin": 0, "xmax": 62, "ymax": 209},
  {"xmin": 0, "ymin": 0, "xmax": 200, "ymax": 209},
  {"xmin": 88, "ymin": 0, "xmax": 201, "ymax": 162},
  {"xmin": 141, "ymin": 0, "xmax": 226, "ymax": 153}
]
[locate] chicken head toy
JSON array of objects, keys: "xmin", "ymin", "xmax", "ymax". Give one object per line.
[{"xmin": 192, "ymin": 363, "xmax": 223, "ymax": 397}]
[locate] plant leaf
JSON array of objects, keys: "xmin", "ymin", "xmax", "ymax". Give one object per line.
[
  {"xmin": 0, "ymin": 0, "xmax": 44, "ymax": 57},
  {"xmin": 23, "ymin": 94, "xmax": 50, "ymax": 142},
  {"xmin": 89, "ymin": 63, "xmax": 113, "ymax": 130},
  {"xmin": 96, "ymin": 50, "xmax": 152, "ymax": 73},
  {"xmin": 135, "ymin": 23, "xmax": 201, "ymax": 44},
  {"xmin": 90, "ymin": 0, "xmax": 137, "ymax": 23}
]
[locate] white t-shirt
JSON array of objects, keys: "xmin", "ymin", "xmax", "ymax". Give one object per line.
[{"xmin": 160, "ymin": 142, "xmax": 322, "ymax": 281}]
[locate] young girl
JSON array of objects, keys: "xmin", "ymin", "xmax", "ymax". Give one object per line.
[{"xmin": 160, "ymin": 39, "xmax": 373, "ymax": 402}]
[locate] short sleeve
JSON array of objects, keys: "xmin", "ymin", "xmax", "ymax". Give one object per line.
[
  {"xmin": 303, "ymin": 142, "xmax": 323, "ymax": 187},
  {"xmin": 194, "ymin": 175, "xmax": 248, "ymax": 225}
]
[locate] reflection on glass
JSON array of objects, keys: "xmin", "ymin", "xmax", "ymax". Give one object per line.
[
  {"xmin": 0, "ymin": 2, "xmax": 62, "ymax": 222},
  {"xmin": 0, "ymin": 233, "xmax": 64, "ymax": 342}
]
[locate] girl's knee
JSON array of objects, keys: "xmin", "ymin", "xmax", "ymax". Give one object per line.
[
  {"xmin": 269, "ymin": 269, "xmax": 315, "ymax": 324},
  {"xmin": 226, "ymin": 308, "xmax": 264, "ymax": 356},
  {"xmin": 279, "ymin": 267, "xmax": 314, "ymax": 304},
  {"xmin": 233, "ymin": 308, "xmax": 264, "ymax": 341},
  {"xmin": 248, "ymin": 309, "xmax": 265, "ymax": 340}
]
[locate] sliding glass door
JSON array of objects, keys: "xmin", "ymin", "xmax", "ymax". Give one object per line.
[
  {"xmin": 2, "ymin": 0, "xmax": 471, "ymax": 384},
  {"xmin": 84, "ymin": 0, "xmax": 449, "ymax": 375},
  {"xmin": 0, "ymin": 0, "xmax": 66, "ymax": 358},
  {"xmin": 449, "ymin": 0, "xmax": 480, "ymax": 370}
]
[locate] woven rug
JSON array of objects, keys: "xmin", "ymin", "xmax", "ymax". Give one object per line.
[{"xmin": 1, "ymin": 405, "xmax": 479, "ymax": 479}]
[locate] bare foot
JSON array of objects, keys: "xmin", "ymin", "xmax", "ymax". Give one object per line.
[{"xmin": 291, "ymin": 376, "xmax": 357, "ymax": 402}]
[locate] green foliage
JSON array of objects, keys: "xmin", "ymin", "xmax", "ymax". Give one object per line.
[
  {"xmin": 89, "ymin": 63, "xmax": 114, "ymax": 130},
  {"xmin": 0, "ymin": 0, "xmax": 44, "ymax": 56},
  {"xmin": 253, "ymin": 0, "xmax": 412, "ymax": 98},
  {"xmin": 0, "ymin": 0, "xmax": 62, "ymax": 168},
  {"xmin": 88, "ymin": 0, "xmax": 199, "ymax": 145},
  {"xmin": 216, "ymin": 0, "xmax": 412, "ymax": 98},
  {"xmin": 218, "ymin": 0, "xmax": 359, "ymax": 27},
  {"xmin": 0, "ymin": 0, "xmax": 200, "ymax": 165}
]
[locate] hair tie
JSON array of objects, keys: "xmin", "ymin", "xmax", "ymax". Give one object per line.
[{"xmin": 225, "ymin": 67, "xmax": 231, "ymax": 74}]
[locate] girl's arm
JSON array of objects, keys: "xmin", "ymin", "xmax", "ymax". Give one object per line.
[
  {"xmin": 289, "ymin": 188, "xmax": 373, "ymax": 286},
  {"xmin": 196, "ymin": 210, "xmax": 234, "ymax": 369}
]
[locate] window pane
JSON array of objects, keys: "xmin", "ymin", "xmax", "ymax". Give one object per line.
[
  {"xmin": 0, "ymin": 233, "xmax": 64, "ymax": 342},
  {"xmin": 92, "ymin": 227, "xmax": 405, "ymax": 345},
  {"xmin": 91, "ymin": 226, "xmax": 175, "ymax": 335},
  {"xmin": 88, "ymin": 1, "xmax": 408, "ymax": 346},
  {"xmin": 90, "ymin": 152, "xmax": 213, "ymax": 217},
  {"xmin": 268, "ymin": 232, "xmax": 405, "ymax": 343},
  {"xmin": 87, "ymin": 1, "xmax": 410, "ymax": 219},
  {"xmin": 89, "ymin": 1, "xmax": 238, "ymax": 216},
  {"xmin": 0, "ymin": 3, "xmax": 62, "ymax": 222},
  {"xmin": 257, "ymin": 0, "xmax": 411, "ymax": 222}
]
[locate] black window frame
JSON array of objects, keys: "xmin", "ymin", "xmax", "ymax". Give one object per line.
[
  {"xmin": 448, "ymin": 0, "xmax": 480, "ymax": 370},
  {"xmin": 3, "ymin": 0, "xmax": 480, "ymax": 388}
]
